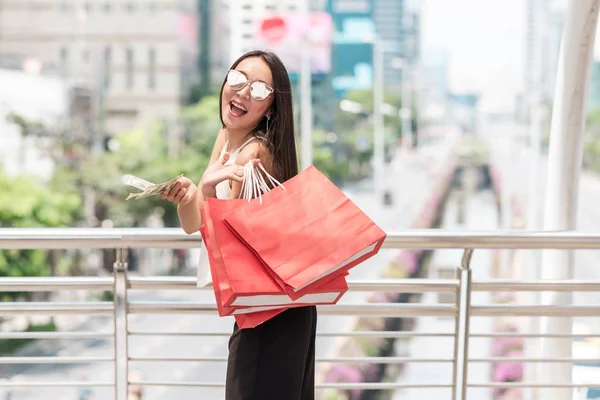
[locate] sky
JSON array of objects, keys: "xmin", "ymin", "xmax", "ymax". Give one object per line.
[{"xmin": 419, "ymin": 0, "xmax": 527, "ymax": 112}]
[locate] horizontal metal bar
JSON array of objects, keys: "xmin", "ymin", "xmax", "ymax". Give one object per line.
[
  {"xmin": 130, "ymin": 380, "xmax": 225, "ymax": 387},
  {"xmin": 322, "ymin": 356, "xmax": 453, "ymax": 364},
  {"xmin": 127, "ymin": 330, "xmax": 233, "ymax": 337},
  {"xmin": 127, "ymin": 302, "xmax": 457, "ymax": 317},
  {"xmin": 127, "ymin": 302, "xmax": 600, "ymax": 318},
  {"xmin": 129, "ymin": 356, "xmax": 454, "ymax": 363},
  {"xmin": 381, "ymin": 230, "xmax": 600, "ymax": 250},
  {"xmin": 9, "ymin": 380, "xmax": 595, "ymax": 390},
  {"xmin": 317, "ymin": 382, "xmax": 454, "ymax": 389},
  {"xmin": 127, "ymin": 330, "xmax": 456, "ymax": 338},
  {"xmin": 469, "ymin": 358, "xmax": 600, "ymax": 363},
  {"xmin": 471, "ymin": 305, "xmax": 600, "ymax": 317},
  {"xmin": 130, "ymin": 380, "xmax": 453, "ymax": 389},
  {"xmin": 0, "ymin": 277, "xmax": 113, "ymax": 292},
  {"xmin": 6, "ymin": 228, "xmax": 600, "ymax": 250},
  {"xmin": 0, "ymin": 356, "xmax": 114, "ymax": 364},
  {"xmin": 470, "ymin": 333, "xmax": 600, "ymax": 339},
  {"xmin": 0, "ymin": 331, "xmax": 113, "ymax": 339},
  {"xmin": 128, "ymin": 356, "xmax": 226, "ymax": 362},
  {"xmin": 469, "ymin": 383, "xmax": 600, "ymax": 388},
  {"xmin": 114, "ymin": 330, "xmax": 600, "ymax": 340},
  {"xmin": 0, "ymin": 228, "xmax": 198, "ymax": 249},
  {"xmin": 6, "ymin": 277, "xmax": 600, "ymax": 294},
  {"xmin": 128, "ymin": 277, "xmax": 458, "ymax": 292},
  {"xmin": 6, "ymin": 381, "xmax": 595, "ymax": 390},
  {"xmin": 0, "ymin": 302, "xmax": 114, "ymax": 316},
  {"xmin": 128, "ymin": 276, "xmax": 205, "ymax": 290},
  {"xmin": 1, "ymin": 302, "xmax": 595, "ymax": 319},
  {"xmin": 0, "ymin": 381, "xmax": 114, "ymax": 388},
  {"xmin": 473, "ymin": 280, "xmax": 600, "ymax": 291},
  {"xmin": 7, "ymin": 276, "xmax": 600, "ymax": 294}
]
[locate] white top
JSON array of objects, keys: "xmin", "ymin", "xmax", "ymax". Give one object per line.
[
  {"xmin": 197, "ymin": 136, "xmax": 257, "ymax": 287},
  {"xmin": 215, "ymin": 136, "xmax": 258, "ymax": 200}
]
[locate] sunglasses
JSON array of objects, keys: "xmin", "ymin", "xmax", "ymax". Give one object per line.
[{"xmin": 226, "ymin": 70, "xmax": 274, "ymax": 101}]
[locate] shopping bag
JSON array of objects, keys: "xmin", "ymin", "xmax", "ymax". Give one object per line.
[
  {"xmin": 203, "ymin": 197, "xmax": 348, "ymax": 312},
  {"xmin": 199, "ymin": 223, "xmax": 287, "ymax": 316},
  {"xmin": 196, "ymin": 241, "xmax": 212, "ymax": 288},
  {"xmin": 222, "ymin": 164, "xmax": 387, "ymax": 294}
]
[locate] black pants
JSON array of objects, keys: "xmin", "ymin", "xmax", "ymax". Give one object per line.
[{"xmin": 225, "ymin": 306, "xmax": 317, "ymax": 400}]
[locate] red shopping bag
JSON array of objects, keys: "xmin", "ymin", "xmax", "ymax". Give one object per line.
[
  {"xmin": 201, "ymin": 197, "xmax": 348, "ymax": 315},
  {"xmin": 200, "ymin": 223, "xmax": 287, "ymax": 317},
  {"xmin": 222, "ymin": 165, "xmax": 387, "ymax": 294},
  {"xmin": 204, "ymin": 223, "xmax": 287, "ymax": 330}
]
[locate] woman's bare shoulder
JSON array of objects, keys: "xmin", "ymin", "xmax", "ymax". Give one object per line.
[{"xmin": 236, "ymin": 137, "xmax": 272, "ymax": 165}]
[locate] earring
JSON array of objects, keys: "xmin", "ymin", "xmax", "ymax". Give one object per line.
[{"xmin": 266, "ymin": 116, "xmax": 270, "ymax": 134}]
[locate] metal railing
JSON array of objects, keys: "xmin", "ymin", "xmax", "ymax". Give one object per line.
[{"xmin": 1, "ymin": 228, "xmax": 600, "ymax": 400}]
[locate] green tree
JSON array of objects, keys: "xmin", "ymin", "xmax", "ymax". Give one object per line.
[
  {"xmin": 330, "ymin": 88, "xmax": 417, "ymax": 182},
  {"xmin": 8, "ymin": 95, "xmax": 222, "ymax": 230},
  {"xmin": 311, "ymin": 130, "xmax": 351, "ymax": 185},
  {"xmin": 74, "ymin": 95, "xmax": 222, "ymax": 228},
  {"xmin": 334, "ymin": 88, "xmax": 407, "ymax": 139},
  {"xmin": 0, "ymin": 166, "xmax": 81, "ymax": 299},
  {"xmin": 0, "ymin": 166, "xmax": 81, "ymax": 228}
]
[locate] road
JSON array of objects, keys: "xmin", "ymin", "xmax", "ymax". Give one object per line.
[
  {"xmin": 393, "ymin": 186, "xmax": 498, "ymax": 400},
  {"xmin": 3, "ymin": 136, "xmax": 459, "ymax": 400}
]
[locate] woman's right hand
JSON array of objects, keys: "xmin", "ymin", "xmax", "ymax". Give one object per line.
[
  {"xmin": 200, "ymin": 152, "xmax": 246, "ymax": 197},
  {"xmin": 161, "ymin": 176, "xmax": 198, "ymax": 206}
]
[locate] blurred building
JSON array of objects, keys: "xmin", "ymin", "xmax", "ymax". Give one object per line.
[
  {"xmin": 421, "ymin": 50, "xmax": 451, "ymax": 122},
  {"xmin": 328, "ymin": 0, "xmax": 375, "ymax": 99},
  {"xmin": 0, "ymin": 68, "xmax": 68, "ymax": 179},
  {"xmin": 196, "ymin": 0, "xmax": 231, "ymax": 92},
  {"xmin": 522, "ymin": 0, "xmax": 566, "ymax": 120},
  {"xmin": 327, "ymin": 0, "xmax": 420, "ymax": 95},
  {"xmin": 373, "ymin": 0, "xmax": 404, "ymax": 88},
  {"xmin": 222, "ymin": 0, "xmax": 308, "ymax": 64},
  {"xmin": 372, "ymin": 0, "xmax": 420, "ymax": 90},
  {"xmin": 0, "ymin": 0, "xmax": 199, "ymax": 135}
]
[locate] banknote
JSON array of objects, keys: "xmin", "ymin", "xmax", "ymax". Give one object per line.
[
  {"xmin": 125, "ymin": 174, "xmax": 183, "ymax": 201},
  {"xmin": 122, "ymin": 174, "xmax": 154, "ymax": 191}
]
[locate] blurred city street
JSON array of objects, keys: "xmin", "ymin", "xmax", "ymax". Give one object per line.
[{"xmin": 394, "ymin": 185, "xmax": 498, "ymax": 400}]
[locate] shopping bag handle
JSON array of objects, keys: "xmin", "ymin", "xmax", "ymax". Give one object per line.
[{"xmin": 238, "ymin": 161, "xmax": 285, "ymax": 203}]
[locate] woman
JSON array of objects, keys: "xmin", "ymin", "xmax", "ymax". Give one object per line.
[{"xmin": 161, "ymin": 50, "xmax": 316, "ymax": 400}]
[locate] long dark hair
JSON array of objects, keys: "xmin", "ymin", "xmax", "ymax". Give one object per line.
[{"xmin": 219, "ymin": 50, "xmax": 299, "ymax": 182}]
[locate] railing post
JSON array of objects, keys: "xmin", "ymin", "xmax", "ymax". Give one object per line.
[
  {"xmin": 452, "ymin": 249, "xmax": 473, "ymax": 400},
  {"xmin": 113, "ymin": 248, "xmax": 129, "ymax": 400}
]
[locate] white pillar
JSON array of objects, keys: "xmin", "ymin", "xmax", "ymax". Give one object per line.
[
  {"xmin": 538, "ymin": 2, "xmax": 600, "ymax": 399},
  {"xmin": 300, "ymin": 1, "xmax": 313, "ymax": 170},
  {"xmin": 373, "ymin": 37, "xmax": 385, "ymax": 201}
]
